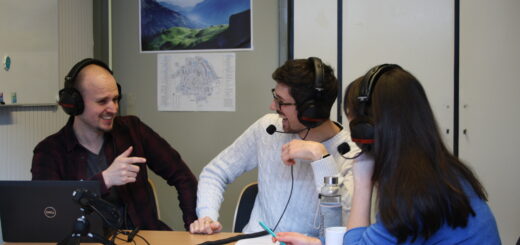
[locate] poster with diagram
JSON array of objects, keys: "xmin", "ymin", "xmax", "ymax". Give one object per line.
[{"xmin": 157, "ymin": 53, "xmax": 235, "ymax": 111}]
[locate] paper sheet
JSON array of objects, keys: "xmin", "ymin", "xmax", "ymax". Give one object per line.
[{"xmin": 235, "ymin": 234, "xmax": 280, "ymax": 245}]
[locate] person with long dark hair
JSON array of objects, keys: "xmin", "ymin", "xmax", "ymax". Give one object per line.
[{"xmin": 275, "ymin": 64, "xmax": 500, "ymax": 244}]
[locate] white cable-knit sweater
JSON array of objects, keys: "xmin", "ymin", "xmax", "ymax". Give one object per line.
[{"xmin": 196, "ymin": 114, "xmax": 357, "ymax": 237}]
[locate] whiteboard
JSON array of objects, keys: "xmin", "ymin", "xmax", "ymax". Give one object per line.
[{"xmin": 0, "ymin": 0, "xmax": 59, "ymax": 105}]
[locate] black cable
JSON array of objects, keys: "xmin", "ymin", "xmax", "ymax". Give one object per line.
[
  {"xmin": 200, "ymin": 128, "xmax": 305, "ymax": 245},
  {"xmin": 271, "ymin": 127, "xmax": 310, "ymax": 231},
  {"xmin": 302, "ymin": 128, "xmax": 311, "ymax": 140},
  {"xmin": 340, "ymin": 151, "xmax": 364, "ymax": 160},
  {"xmin": 88, "ymin": 203, "xmax": 149, "ymax": 245},
  {"xmin": 111, "ymin": 229, "xmax": 150, "ymax": 245},
  {"xmin": 126, "ymin": 227, "xmax": 140, "ymax": 242},
  {"xmin": 272, "ymin": 164, "xmax": 293, "ymax": 231},
  {"xmin": 197, "ymin": 231, "xmax": 268, "ymax": 245},
  {"xmin": 114, "ymin": 235, "xmax": 136, "ymax": 245},
  {"xmin": 198, "ymin": 164, "xmax": 294, "ymax": 245},
  {"xmin": 123, "ymin": 205, "xmax": 129, "ymax": 230},
  {"xmin": 270, "ymin": 127, "xmax": 315, "ymax": 230},
  {"xmin": 88, "ymin": 204, "xmax": 120, "ymax": 230},
  {"xmin": 134, "ymin": 233, "xmax": 150, "ymax": 245},
  {"xmin": 271, "ymin": 128, "xmax": 311, "ymax": 230}
]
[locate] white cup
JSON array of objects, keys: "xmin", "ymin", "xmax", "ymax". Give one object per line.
[{"xmin": 325, "ymin": 226, "xmax": 347, "ymax": 245}]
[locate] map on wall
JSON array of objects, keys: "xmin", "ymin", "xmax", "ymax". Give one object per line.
[
  {"xmin": 157, "ymin": 53, "xmax": 235, "ymax": 111},
  {"xmin": 140, "ymin": 0, "xmax": 252, "ymax": 52}
]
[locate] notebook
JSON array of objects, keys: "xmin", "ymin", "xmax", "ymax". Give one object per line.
[{"xmin": 0, "ymin": 180, "xmax": 104, "ymax": 242}]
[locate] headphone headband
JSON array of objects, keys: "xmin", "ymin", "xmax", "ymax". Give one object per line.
[
  {"xmin": 358, "ymin": 64, "xmax": 399, "ymax": 103},
  {"xmin": 308, "ymin": 57, "xmax": 324, "ymax": 93},
  {"xmin": 59, "ymin": 58, "xmax": 119, "ymax": 116},
  {"xmin": 349, "ymin": 63, "xmax": 400, "ymax": 150},
  {"xmin": 64, "ymin": 58, "xmax": 113, "ymax": 89},
  {"xmin": 296, "ymin": 57, "xmax": 330, "ymax": 128}
]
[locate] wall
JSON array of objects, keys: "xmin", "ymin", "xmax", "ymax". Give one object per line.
[
  {"xmin": 0, "ymin": 0, "xmax": 94, "ymax": 180},
  {"xmin": 342, "ymin": 0, "xmax": 454, "ymax": 150},
  {"xmin": 111, "ymin": 0, "xmax": 279, "ymax": 231},
  {"xmin": 296, "ymin": 0, "xmax": 519, "ymax": 243},
  {"xmin": 459, "ymin": 0, "xmax": 520, "ymax": 244},
  {"xmin": 0, "ymin": 0, "xmax": 94, "ymax": 242},
  {"xmin": 0, "ymin": 0, "xmax": 59, "ymax": 105},
  {"xmin": 293, "ymin": 0, "xmax": 339, "ymax": 121}
]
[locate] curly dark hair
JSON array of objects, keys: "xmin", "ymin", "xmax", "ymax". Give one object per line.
[{"xmin": 272, "ymin": 58, "xmax": 338, "ymax": 112}]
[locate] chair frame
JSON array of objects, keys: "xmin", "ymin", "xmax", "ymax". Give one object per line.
[
  {"xmin": 232, "ymin": 181, "xmax": 258, "ymax": 232},
  {"xmin": 147, "ymin": 178, "xmax": 161, "ymax": 219}
]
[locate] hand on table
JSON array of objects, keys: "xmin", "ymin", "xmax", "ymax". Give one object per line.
[{"xmin": 189, "ymin": 216, "xmax": 223, "ymax": 234}]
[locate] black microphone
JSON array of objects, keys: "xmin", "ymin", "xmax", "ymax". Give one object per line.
[
  {"xmin": 266, "ymin": 124, "xmax": 291, "ymax": 135},
  {"xmin": 73, "ymin": 188, "xmax": 123, "ymax": 229},
  {"xmin": 266, "ymin": 125, "xmax": 277, "ymax": 135},
  {"xmin": 337, "ymin": 142, "xmax": 364, "ymax": 160},
  {"xmin": 266, "ymin": 124, "xmax": 309, "ymax": 135},
  {"xmin": 337, "ymin": 142, "xmax": 351, "ymax": 155}
]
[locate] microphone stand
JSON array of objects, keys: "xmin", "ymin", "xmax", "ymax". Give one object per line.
[{"xmin": 58, "ymin": 207, "xmax": 114, "ymax": 245}]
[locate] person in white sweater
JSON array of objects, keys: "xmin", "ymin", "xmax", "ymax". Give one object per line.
[{"xmin": 189, "ymin": 57, "xmax": 358, "ymax": 237}]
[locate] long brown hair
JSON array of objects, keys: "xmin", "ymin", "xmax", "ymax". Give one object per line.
[{"xmin": 344, "ymin": 65, "xmax": 487, "ymax": 243}]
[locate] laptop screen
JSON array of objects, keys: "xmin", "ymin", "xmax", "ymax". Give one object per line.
[{"xmin": 0, "ymin": 180, "xmax": 104, "ymax": 242}]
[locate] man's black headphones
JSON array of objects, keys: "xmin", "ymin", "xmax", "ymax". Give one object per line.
[
  {"xmin": 297, "ymin": 57, "xmax": 331, "ymax": 128},
  {"xmin": 58, "ymin": 58, "xmax": 121, "ymax": 116},
  {"xmin": 349, "ymin": 64, "xmax": 400, "ymax": 149}
]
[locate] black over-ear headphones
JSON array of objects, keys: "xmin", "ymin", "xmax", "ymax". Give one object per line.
[
  {"xmin": 58, "ymin": 58, "xmax": 121, "ymax": 116},
  {"xmin": 297, "ymin": 57, "xmax": 330, "ymax": 128},
  {"xmin": 349, "ymin": 64, "xmax": 399, "ymax": 149}
]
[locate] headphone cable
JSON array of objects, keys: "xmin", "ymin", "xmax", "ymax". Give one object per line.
[
  {"xmin": 272, "ymin": 164, "xmax": 293, "ymax": 231},
  {"xmin": 199, "ymin": 130, "xmax": 306, "ymax": 245},
  {"xmin": 272, "ymin": 128, "xmax": 310, "ymax": 231},
  {"xmin": 340, "ymin": 151, "xmax": 364, "ymax": 160}
]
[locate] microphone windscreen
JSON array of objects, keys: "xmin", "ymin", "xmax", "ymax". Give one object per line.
[
  {"xmin": 337, "ymin": 142, "xmax": 351, "ymax": 155},
  {"xmin": 72, "ymin": 189, "xmax": 92, "ymax": 207},
  {"xmin": 266, "ymin": 125, "xmax": 276, "ymax": 135}
]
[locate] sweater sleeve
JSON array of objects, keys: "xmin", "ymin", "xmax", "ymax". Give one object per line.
[
  {"xmin": 310, "ymin": 156, "xmax": 341, "ymax": 192},
  {"xmin": 196, "ymin": 116, "xmax": 264, "ymax": 221}
]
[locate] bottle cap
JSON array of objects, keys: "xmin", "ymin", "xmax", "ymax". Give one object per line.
[{"xmin": 324, "ymin": 176, "xmax": 338, "ymax": 185}]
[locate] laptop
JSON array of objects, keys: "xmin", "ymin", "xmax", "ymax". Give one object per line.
[{"xmin": 0, "ymin": 180, "xmax": 104, "ymax": 242}]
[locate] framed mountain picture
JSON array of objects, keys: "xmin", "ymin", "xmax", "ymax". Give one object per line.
[{"xmin": 140, "ymin": 0, "xmax": 252, "ymax": 52}]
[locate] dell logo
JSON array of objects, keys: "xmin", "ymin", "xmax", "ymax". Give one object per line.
[{"xmin": 44, "ymin": 206, "xmax": 57, "ymax": 218}]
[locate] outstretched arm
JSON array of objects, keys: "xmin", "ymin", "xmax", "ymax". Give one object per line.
[{"xmin": 347, "ymin": 154, "xmax": 374, "ymax": 230}]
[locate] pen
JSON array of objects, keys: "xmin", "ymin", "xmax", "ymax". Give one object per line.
[{"xmin": 259, "ymin": 221, "xmax": 286, "ymax": 245}]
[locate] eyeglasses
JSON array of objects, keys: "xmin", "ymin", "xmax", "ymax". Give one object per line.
[{"xmin": 271, "ymin": 88, "xmax": 296, "ymax": 110}]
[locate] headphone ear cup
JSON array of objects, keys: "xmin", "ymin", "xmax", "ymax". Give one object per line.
[
  {"xmin": 349, "ymin": 117, "xmax": 375, "ymax": 148},
  {"xmin": 58, "ymin": 88, "xmax": 84, "ymax": 116},
  {"xmin": 298, "ymin": 99, "xmax": 330, "ymax": 128}
]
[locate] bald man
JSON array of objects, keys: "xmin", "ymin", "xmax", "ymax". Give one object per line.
[{"xmin": 32, "ymin": 58, "xmax": 198, "ymax": 231}]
